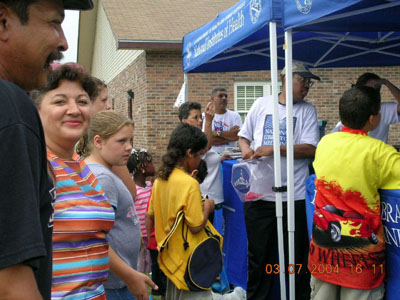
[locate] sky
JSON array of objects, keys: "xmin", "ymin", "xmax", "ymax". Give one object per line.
[{"xmin": 60, "ymin": 10, "xmax": 80, "ymax": 63}]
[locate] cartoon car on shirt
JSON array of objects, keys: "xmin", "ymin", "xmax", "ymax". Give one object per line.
[{"xmin": 313, "ymin": 204, "xmax": 378, "ymax": 244}]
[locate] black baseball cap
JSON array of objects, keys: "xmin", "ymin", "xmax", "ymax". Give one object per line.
[{"xmin": 63, "ymin": 0, "xmax": 94, "ymax": 10}]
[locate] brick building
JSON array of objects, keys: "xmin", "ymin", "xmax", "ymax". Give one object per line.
[{"xmin": 77, "ymin": 0, "xmax": 400, "ymax": 167}]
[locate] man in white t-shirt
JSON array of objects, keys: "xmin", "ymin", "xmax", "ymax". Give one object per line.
[
  {"xmin": 238, "ymin": 61, "xmax": 320, "ymax": 300},
  {"xmin": 332, "ymin": 73, "xmax": 400, "ymax": 143},
  {"xmin": 208, "ymin": 87, "xmax": 242, "ymax": 153}
]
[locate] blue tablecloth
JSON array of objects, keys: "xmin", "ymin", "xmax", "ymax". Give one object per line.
[{"xmin": 215, "ymin": 159, "xmax": 248, "ymax": 290}]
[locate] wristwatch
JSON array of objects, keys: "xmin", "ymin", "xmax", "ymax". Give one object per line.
[{"xmin": 217, "ymin": 131, "xmax": 222, "ymax": 137}]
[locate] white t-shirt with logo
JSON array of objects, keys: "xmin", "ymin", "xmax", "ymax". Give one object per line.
[
  {"xmin": 209, "ymin": 109, "xmax": 242, "ymax": 153},
  {"xmin": 332, "ymin": 102, "xmax": 399, "ymax": 143},
  {"xmin": 238, "ymin": 96, "xmax": 320, "ymax": 201}
]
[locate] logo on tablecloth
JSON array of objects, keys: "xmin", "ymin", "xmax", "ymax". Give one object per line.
[
  {"xmin": 250, "ymin": 0, "xmax": 262, "ymax": 24},
  {"xmin": 296, "ymin": 0, "xmax": 312, "ymax": 14}
]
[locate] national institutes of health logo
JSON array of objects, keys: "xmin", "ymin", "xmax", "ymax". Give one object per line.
[
  {"xmin": 250, "ymin": 0, "xmax": 262, "ymax": 24},
  {"xmin": 296, "ymin": 0, "xmax": 312, "ymax": 14}
]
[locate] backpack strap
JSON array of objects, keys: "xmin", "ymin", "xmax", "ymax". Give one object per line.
[
  {"xmin": 182, "ymin": 214, "xmax": 189, "ymax": 250},
  {"xmin": 159, "ymin": 210, "xmax": 184, "ymax": 253}
]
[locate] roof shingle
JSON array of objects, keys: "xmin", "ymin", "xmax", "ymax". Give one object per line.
[{"xmin": 103, "ymin": 0, "xmax": 238, "ymax": 42}]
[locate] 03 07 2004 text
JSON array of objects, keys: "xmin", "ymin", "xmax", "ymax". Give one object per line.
[{"xmin": 265, "ymin": 264, "xmax": 303, "ymax": 274}]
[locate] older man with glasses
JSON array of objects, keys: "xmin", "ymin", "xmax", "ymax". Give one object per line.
[{"xmin": 238, "ymin": 61, "xmax": 320, "ymax": 300}]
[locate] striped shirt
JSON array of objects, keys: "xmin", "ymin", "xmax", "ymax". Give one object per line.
[
  {"xmin": 48, "ymin": 152, "xmax": 115, "ymax": 300},
  {"xmin": 135, "ymin": 182, "xmax": 152, "ymax": 237}
]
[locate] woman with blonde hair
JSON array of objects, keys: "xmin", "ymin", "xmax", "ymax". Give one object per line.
[{"xmin": 84, "ymin": 110, "xmax": 155, "ymax": 300}]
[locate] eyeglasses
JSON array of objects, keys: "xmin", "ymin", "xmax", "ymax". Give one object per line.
[
  {"xmin": 295, "ymin": 75, "xmax": 315, "ymax": 87},
  {"xmin": 217, "ymin": 93, "xmax": 228, "ymax": 99}
]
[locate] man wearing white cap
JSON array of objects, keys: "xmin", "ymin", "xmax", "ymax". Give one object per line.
[
  {"xmin": 238, "ymin": 61, "xmax": 320, "ymax": 300},
  {"xmin": 0, "ymin": 1, "xmax": 92, "ymax": 299}
]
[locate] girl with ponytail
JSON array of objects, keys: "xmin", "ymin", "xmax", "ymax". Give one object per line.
[{"xmin": 146, "ymin": 123, "xmax": 216, "ymax": 299}]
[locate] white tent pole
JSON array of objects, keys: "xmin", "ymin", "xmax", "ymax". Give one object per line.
[
  {"xmin": 285, "ymin": 29, "xmax": 295, "ymax": 300},
  {"xmin": 269, "ymin": 21, "xmax": 286, "ymax": 300},
  {"xmin": 184, "ymin": 73, "xmax": 188, "ymax": 103}
]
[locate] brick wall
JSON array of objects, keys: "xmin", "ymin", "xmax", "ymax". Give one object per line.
[
  {"xmin": 107, "ymin": 51, "xmax": 148, "ymax": 152},
  {"xmin": 108, "ymin": 50, "xmax": 400, "ymax": 168}
]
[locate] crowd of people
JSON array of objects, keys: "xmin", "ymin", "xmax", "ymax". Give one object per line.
[{"xmin": 1, "ymin": 1, "xmax": 400, "ymax": 300}]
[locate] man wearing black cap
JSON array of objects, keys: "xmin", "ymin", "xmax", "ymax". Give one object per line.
[
  {"xmin": 238, "ymin": 61, "xmax": 320, "ymax": 300},
  {"xmin": 0, "ymin": 1, "xmax": 92, "ymax": 299}
]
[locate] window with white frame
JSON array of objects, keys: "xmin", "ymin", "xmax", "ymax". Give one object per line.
[{"xmin": 234, "ymin": 82, "xmax": 282, "ymax": 122}]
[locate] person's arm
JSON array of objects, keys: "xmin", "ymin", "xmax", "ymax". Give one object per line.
[
  {"xmin": 251, "ymin": 144, "xmax": 316, "ymax": 159},
  {"xmin": 0, "ymin": 122, "xmax": 52, "ymax": 300},
  {"xmin": 281, "ymin": 144, "xmax": 316, "ymax": 158},
  {"xmin": 109, "ymin": 248, "xmax": 157, "ymax": 300},
  {"xmin": 0, "ymin": 265, "xmax": 43, "ymax": 299},
  {"xmin": 188, "ymin": 197, "xmax": 215, "ymax": 234},
  {"xmin": 112, "ymin": 165, "xmax": 137, "ymax": 200},
  {"xmin": 203, "ymin": 102, "xmax": 214, "ymax": 151},
  {"xmin": 211, "ymin": 126, "xmax": 241, "ymax": 145},
  {"xmin": 145, "ymin": 213, "xmax": 154, "ymax": 238},
  {"xmin": 238, "ymin": 137, "xmax": 254, "ymax": 159},
  {"xmin": 380, "ymin": 79, "xmax": 400, "ymax": 104}
]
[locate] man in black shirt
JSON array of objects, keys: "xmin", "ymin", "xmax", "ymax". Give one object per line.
[{"xmin": 0, "ymin": 1, "xmax": 93, "ymax": 299}]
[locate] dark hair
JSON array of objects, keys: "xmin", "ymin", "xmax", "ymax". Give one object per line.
[
  {"xmin": 355, "ymin": 73, "xmax": 381, "ymax": 90},
  {"xmin": 339, "ymin": 86, "xmax": 381, "ymax": 129},
  {"xmin": 178, "ymin": 102, "xmax": 202, "ymax": 121},
  {"xmin": 211, "ymin": 87, "xmax": 227, "ymax": 97},
  {"xmin": 32, "ymin": 65, "xmax": 95, "ymax": 107},
  {"xmin": 127, "ymin": 149, "xmax": 153, "ymax": 174},
  {"xmin": 196, "ymin": 159, "xmax": 208, "ymax": 184},
  {"xmin": 158, "ymin": 123, "xmax": 208, "ymax": 180},
  {"xmin": 2, "ymin": 1, "xmax": 37, "ymax": 24},
  {"xmin": 91, "ymin": 77, "xmax": 107, "ymax": 102}
]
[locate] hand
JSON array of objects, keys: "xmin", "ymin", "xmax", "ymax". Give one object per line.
[
  {"xmin": 203, "ymin": 197, "xmax": 215, "ymax": 213},
  {"xmin": 205, "ymin": 102, "xmax": 215, "ymax": 123},
  {"xmin": 125, "ymin": 270, "xmax": 158, "ymax": 300},
  {"xmin": 374, "ymin": 79, "xmax": 386, "ymax": 89},
  {"xmin": 251, "ymin": 146, "xmax": 273, "ymax": 159},
  {"xmin": 221, "ymin": 153, "xmax": 233, "ymax": 161},
  {"xmin": 231, "ymin": 125, "xmax": 240, "ymax": 134},
  {"xmin": 241, "ymin": 147, "xmax": 254, "ymax": 160}
]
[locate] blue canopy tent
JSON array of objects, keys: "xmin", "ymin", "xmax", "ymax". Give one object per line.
[
  {"xmin": 182, "ymin": 0, "xmax": 400, "ymax": 299},
  {"xmin": 183, "ymin": 1, "xmax": 400, "ymax": 72}
]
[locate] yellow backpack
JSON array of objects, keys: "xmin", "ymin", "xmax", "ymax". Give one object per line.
[{"xmin": 158, "ymin": 211, "xmax": 223, "ymax": 291}]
